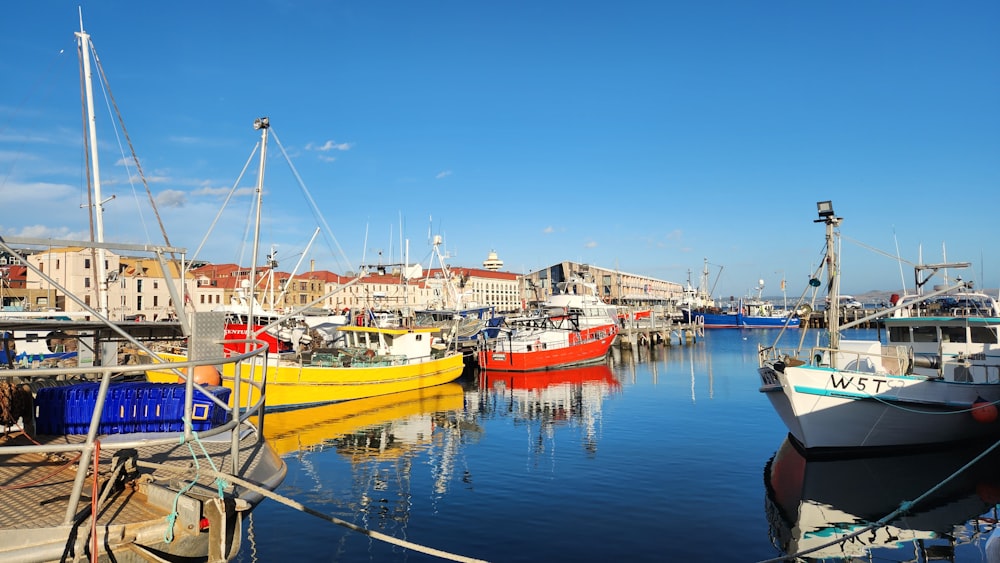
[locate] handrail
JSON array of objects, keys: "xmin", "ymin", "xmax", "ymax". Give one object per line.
[{"xmin": 0, "ymin": 336, "xmax": 270, "ymax": 527}]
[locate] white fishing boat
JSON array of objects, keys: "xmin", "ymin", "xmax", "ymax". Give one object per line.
[{"xmin": 757, "ymin": 200, "xmax": 1000, "ymax": 452}]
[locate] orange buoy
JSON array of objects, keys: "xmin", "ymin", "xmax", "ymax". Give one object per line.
[
  {"xmin": 972, "ymin": 397, "xmax": 998, "ymax": 424},
  {"xmin": 179, "ymin": 365, "xmax": 222, "ymax": 386}
]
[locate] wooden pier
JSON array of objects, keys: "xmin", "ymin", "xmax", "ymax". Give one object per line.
[
  {"xmin": 616, "ymin": 316, "xmax": 703, "ymax": 350},
  {"xmin": 615, "ymin": 307, "xmax": 887, "ymax": 350}
]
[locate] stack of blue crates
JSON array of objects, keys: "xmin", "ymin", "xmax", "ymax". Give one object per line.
[{"xmin": 34, "ymin": 382, "xmax": 231, "ymax": 435}]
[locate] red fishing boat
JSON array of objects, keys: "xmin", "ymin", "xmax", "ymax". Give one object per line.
[{"xmin": 478, "ymin": 277, "xmax": 618, "ymax": 372}]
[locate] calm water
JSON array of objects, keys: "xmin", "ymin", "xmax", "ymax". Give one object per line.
[{"xmin": 233, "ymin": 329, "xmax": 1000, "ymax": 562}]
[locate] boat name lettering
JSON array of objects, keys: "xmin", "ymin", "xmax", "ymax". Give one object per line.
[{"xmin": 829, "ymin": 374, "xmax": 889, "ymax": 393}]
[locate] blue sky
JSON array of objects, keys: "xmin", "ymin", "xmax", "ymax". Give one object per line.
[{"xmin": 1, "ymin": 1, "xmax": 997, "ymax": 299}]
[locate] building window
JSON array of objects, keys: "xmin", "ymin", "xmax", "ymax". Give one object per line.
[
  {"xmin": 84, "ymin": 277, "xmax": 91, "ymax": 288},
  {"xmin": 137, "ymin": 279, "xmax": 143, "ymax": 292},
  {"xmin": 153, "ymin": 296, "xmax": 159, "ymax": 307},
  {"xmin": 85, "ymin": 258, "xmax": 91, "ymax": 269},
  {"xmin": 137, "ymin": 296, "xmax": 143, "ymax": 310}
]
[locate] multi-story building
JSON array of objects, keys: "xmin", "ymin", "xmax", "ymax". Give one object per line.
[
  {"xmin": 519, "ymin": 261, "xmax": 683, "ymax": 310},
  {"xmin": 25, "ymin": 248, "xmax": 192, "ymax": 320}
]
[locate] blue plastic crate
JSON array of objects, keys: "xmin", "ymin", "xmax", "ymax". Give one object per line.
[{"xmin": 34, "ymin": 382, "xmax": 231, "ymax": 435}]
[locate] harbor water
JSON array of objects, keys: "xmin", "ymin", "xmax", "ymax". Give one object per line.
[{"xmin": 234, "ymin": 328, "xmax": 1000, "ymax": 562}]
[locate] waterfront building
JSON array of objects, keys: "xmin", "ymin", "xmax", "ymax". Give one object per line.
[
  {"xmin": 519, "ymin": 261, "xmax": 683, "ymax": 311},
  {"xmin": 24, "ymin": 248, "xmax": 192, "ymax": 320}
]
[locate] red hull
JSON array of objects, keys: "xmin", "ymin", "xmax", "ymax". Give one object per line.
[{"xmin": 477, "ymin": 324, "xmax": 616, "ymax": 372}]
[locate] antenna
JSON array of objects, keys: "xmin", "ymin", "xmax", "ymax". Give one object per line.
[{"xmin": 893, "ymin": 227, "xmax": 907, "ymax": 294}]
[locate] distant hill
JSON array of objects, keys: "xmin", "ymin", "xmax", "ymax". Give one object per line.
[{"xmin": 763, "ymin": 289, "xmax": 1000, "ymax": 307}]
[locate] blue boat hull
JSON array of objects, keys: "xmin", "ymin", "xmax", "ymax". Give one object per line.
[{"xmin": 683, "ymin": 309, "xmax": 800, "ymax": 329}]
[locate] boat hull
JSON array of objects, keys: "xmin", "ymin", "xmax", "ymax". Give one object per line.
[
  {"xmin": 477, "ymin": 330, "xmax": 615, "ymax": 372},
  {"xmin": 146, "ymin": 352, "xmax": 466, "ymax": 410},
  {"xmin": 684, "ymin": 309, "xmax": 800, "ymax": 328},
  {"xmin": 759, "ymin": 363, "xmax": 1000, "ymax": 451}
]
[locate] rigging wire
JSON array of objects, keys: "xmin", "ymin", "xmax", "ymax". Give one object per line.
[
  {"xmin": 270, "ymin": 129, "xmax": 354, "ymax": 274},
  {"xmin": 190, "ymin": 143, "xmax": 260, "ymax": 263},
  {"xmin": 85, "ymin": 39, "xmax": 164, "ymax": 249}
]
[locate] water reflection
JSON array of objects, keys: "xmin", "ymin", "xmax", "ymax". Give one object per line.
[
  {"xmin": 763, "ymin": 436, "xmax": 1000, "ymax": 561},
  {"xmin": 263, "ymin": 383, "xmax": 468, "ymax": 458},
  {"xmin": 471, "ymin": 364, "xmax": 622, "ymax": 456},
  {"xmin": 251, "ymin": 384, "xmax": 475, "ymax": 559}
]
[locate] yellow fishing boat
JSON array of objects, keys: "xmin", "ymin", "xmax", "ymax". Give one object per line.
[
  {"xmin": 146, "ymin": 324, "xmax": 465, "ymax": 410},
  {"xmin": 263, "ymin": 382, "xmax": 465, "ymax": 456}
]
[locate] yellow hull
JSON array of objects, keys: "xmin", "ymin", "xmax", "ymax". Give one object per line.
[
  {"xmin": 263, "ymin": 382, "xmax": 466, "ymax": 457},
  {"xmin": 145, "ymin": 352, "xmax": 465, "ymax": 410}
]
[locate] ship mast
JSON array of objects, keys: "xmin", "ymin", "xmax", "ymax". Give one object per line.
[
  {"xmin": 249, "ymin": 117, "xmax": 270, "ymax": 340},
  {"xmin": 816, "ymin": 201, "xmax": 842, "ymax": 353},
  {"xmin": 76, "ymin": 14, "xmax": 111, "ymax": 317}
]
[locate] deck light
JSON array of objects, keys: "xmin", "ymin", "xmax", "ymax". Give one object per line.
[{"xmin": 816, "ymin": 200, "xmax": 834, "ymax": 219}]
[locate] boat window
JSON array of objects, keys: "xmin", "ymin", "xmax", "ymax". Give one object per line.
[
  {"xmin": 888, "ymin": 326, "xmax": 910, "ymax": 342},
  {"xmin": 971, "ymin": 326, "xmax": 999, "ymax": 344},
  {"xmin": 912, "ymin": 326, "xmax": 938, "ymax": 343},
  {"xmin": 940, "ymin": 326, "xmax": 967, "ymax": 343}
]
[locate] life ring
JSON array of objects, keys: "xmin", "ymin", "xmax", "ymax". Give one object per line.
[
  {"xmin": 534, "ymin": 339, "xmax": 542, "ymax": 350},
  {"xmin": 603, "ymin": 296, "xmax": 611, "ymax": 304}
]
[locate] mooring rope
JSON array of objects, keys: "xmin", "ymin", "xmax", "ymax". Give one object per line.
[
  {"xmin": 135, "ymin": 459, "xmax": 489, "ymax": 563},
  {"xmin": 758, "ymin": 437, "xmax": 1000, "ymax": 563}
]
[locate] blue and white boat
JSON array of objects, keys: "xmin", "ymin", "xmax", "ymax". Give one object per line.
[{"xmin": 684, "ymin": 296, "xmax": 801, "ymax": 329}]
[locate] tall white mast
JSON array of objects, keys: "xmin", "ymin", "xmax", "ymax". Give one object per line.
[
  {"xmin": 249, "ymin": 117, "xmax": 270, "ymax": 336},
  {"xmin": 76, "ymin": 13, "xmax": 110, "ymax": 316}
]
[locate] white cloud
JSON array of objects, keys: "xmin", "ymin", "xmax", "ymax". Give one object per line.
[
  {"xmin": 4, "ymin": 224, "xmax": 87, "ymax": 239},
  {"xmin": 2, "ymin": 181, "xmax": 76, "ymax": 203},
  {"xmin": 192, "ymin": 186, "xmax": 255, "ymax": 197},
  {"xmin": 155, "ymin": 189, "xmax": 187, "ymax": 208},
  {"xmin": 307, "ymin": 140, "xmax": 352, "ymax": 152},
  {"xmin": 585, "ymin": 240, "xmax": 598, "ymax": 248},
  {"xmin": 543, "ymin": 226, "xmax": 554, "ymax": 234},
  {"xmin": 435, "ymin": 170, "xmax": 452, "ymax": 179}
]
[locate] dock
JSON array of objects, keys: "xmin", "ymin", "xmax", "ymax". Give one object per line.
[{"xmin": 616, "ymin": 315, "xmax": 703, "ymax": 350}]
